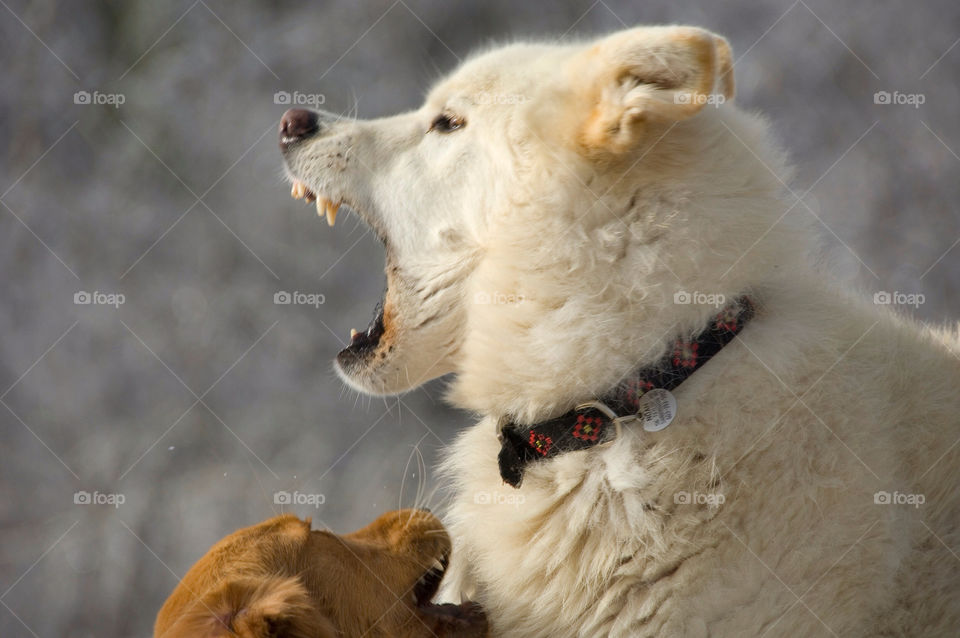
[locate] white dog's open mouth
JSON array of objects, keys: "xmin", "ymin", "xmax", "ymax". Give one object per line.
[
  {"xmin": 288, "ymin": 177, "xmax": 394, "ymax": 375},
  {"xmin": 280, "ymin": 108, "xmax": 464, "ymax": 395}
]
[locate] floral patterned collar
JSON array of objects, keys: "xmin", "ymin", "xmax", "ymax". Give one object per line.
[{"xmin": 497, "ymin": 297, "xmax": 756, "ymax": 488}]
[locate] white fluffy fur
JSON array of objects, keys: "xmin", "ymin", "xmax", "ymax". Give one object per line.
[{"xmin": 284, "ymin": 26, "xmax": 960, "ymax": 637}]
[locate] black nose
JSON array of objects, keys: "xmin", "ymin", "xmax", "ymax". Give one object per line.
[{"xmin": 279, "ymin": 108, "xmax": 318, "ymax": 148}]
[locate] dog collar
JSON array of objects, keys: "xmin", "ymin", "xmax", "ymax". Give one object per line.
[{"xmin": 496, "ymin": 296, "xmax": 755, "ymax": 487}]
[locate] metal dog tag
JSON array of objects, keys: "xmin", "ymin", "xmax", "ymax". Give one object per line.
[{"xmin": 637, "ymin": 388, "xmax": 677, "ymax": 432}]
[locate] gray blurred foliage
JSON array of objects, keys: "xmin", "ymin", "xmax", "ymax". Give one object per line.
[{"xmin": 1, "ymin": 1, "xmax": 958, "ymax": 636}]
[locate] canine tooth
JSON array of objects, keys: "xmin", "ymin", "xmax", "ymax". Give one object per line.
[
  {"xmin": 350, "ymin": 328, "xmax": 358, "ymax": 339},
  {"xmin": 325, "ymin": 200, "xmax": 340, "ymax": 227},
  {"xmin": 290, "ymin": 181, "xmax": 306, "ymax": 200}
]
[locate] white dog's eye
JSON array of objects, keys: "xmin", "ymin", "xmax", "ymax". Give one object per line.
[{"xmin": 428, "ymin": 113, "xmax": 465, "ymax": 134}]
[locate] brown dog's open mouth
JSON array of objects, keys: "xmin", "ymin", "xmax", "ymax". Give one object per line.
[
  {"xmin": 412, "ymin": 553, "xmax": 489, "ymax": 636},
  {"xmin": 413, "ymin": 552, "xmax": 449, "ymax": 606}
]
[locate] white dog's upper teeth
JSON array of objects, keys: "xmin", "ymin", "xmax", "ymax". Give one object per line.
[
  {"xmin": 290, "ymin": 179, "xmax": 316, "ymax": 203},
  {"xmin": 291, "ymin": 180, "xmax": 340, "ymax": 226},
  {"xmin": 290, "ymin": 181, "xmax": 306, "ymax": 199},
  {"xmin": 318, "ymin": 198, "xmax": 341, "ymax": 227}
]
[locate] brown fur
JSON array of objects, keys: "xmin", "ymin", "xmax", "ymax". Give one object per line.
[{"xmin": 155, "ymin": 510, "xmax": 487, "ymax": 638}]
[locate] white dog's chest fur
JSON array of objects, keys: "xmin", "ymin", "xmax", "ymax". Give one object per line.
[{"xmin": 441, "ymin": 289, "xmax": 960, "ymax": 637}]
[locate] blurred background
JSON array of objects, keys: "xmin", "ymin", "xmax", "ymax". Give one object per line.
[{"xmin": 1, "ymin": 1, "xmax": 958, "ymax": 635}]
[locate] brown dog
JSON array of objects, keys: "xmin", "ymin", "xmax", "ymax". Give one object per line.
[{"xmin": 154, "ymin": 509, "xmax": 487, "ymax": 637}]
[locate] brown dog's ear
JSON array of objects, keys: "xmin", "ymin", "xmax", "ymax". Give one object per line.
[
  {"xmin": 577, "ymin": 26, "xmax": 735, "ymax": 153},
  {"xmin": 159, "ymin": 576, "xmax": 337, "ymax": 638}
]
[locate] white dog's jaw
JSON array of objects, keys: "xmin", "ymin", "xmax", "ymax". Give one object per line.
[{"xmin": 279, "ymin": 109, "xmax": 477, "ymax": 396}]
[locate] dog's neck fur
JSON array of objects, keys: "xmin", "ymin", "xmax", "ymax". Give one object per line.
[{"xmin": 447, "ymin": 107, "xmax": 811, "ymax": 425}]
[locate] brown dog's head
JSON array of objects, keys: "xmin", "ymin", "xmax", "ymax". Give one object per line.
[{"xmin": 154, "ymin": 510, "xmax": 487, "ymax": 638}]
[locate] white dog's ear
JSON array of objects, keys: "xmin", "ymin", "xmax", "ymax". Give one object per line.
[{"xmin": 576, "ymin": 26, "xmax": 734, "ymax": 153}]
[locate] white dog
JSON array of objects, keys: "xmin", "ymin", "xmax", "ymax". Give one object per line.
[{"xmin": 279, "ymin": 26, "xmax": 960, "ymax": 637}]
